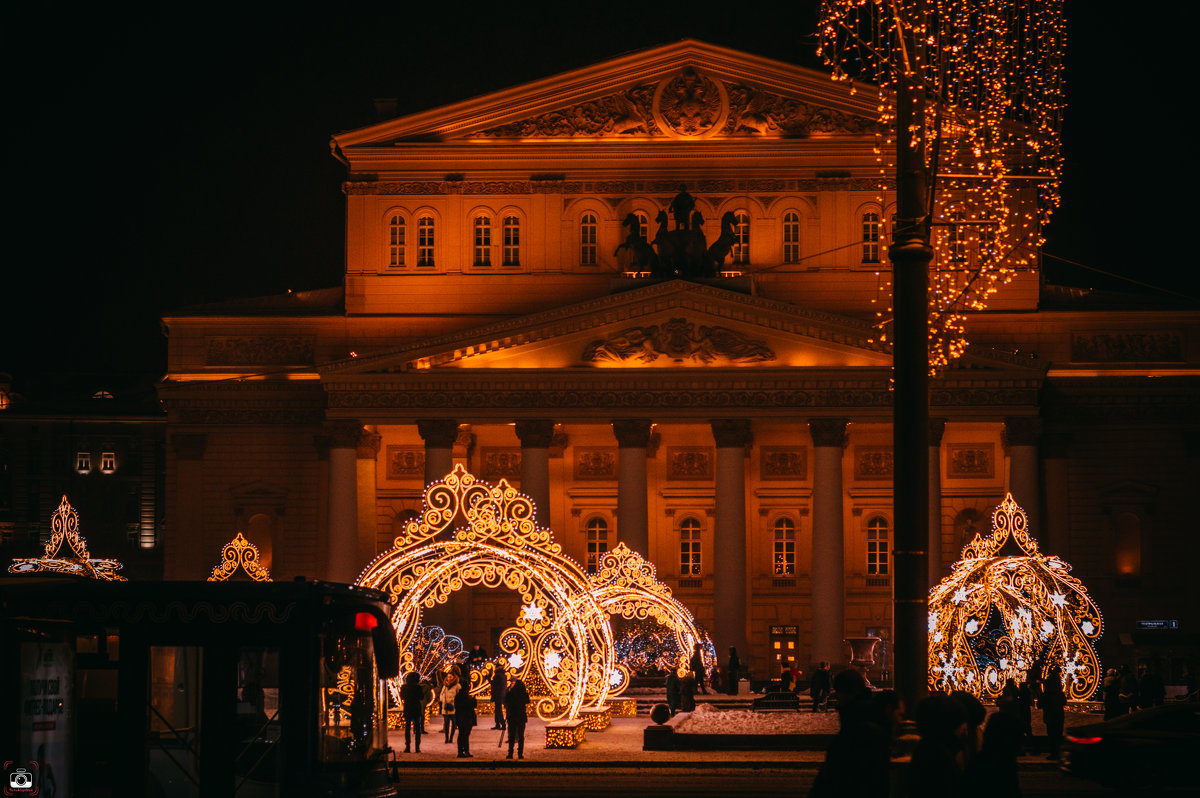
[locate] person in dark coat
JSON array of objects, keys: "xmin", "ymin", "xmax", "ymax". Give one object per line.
[
  {"xmin": 904, "ymin": 692, "xmax": 968, "ymax": 798},
  {"xmin": 503, "ymin": 675, "xmax": 531, "ymax": 759},
  {"xmin": 665, "ymin": 667, "xmax": 681, "ymax": 715},
  {"xmin": 780, "ymin": 667, "xmax": 793, "ymax": 693},
  {"xmin": 1016, "ymin": 678, "xmax": 1034, "ymax": 748},
  {"xmin": 400, "ymin": 672, "xmax": 424, "ymax": 753},
  {"xmin": 1138, "ymin": 665, "xmax": 1166, "ymax": 709},
  {"xmin": 964, "ymin": 709, "xmax": 1022, "ymax": 797},
  {"xmin": 726, "ymin": 647, "xmax": 741, "ymax": 695},
  {"xmin": 490, "ymin": 662, "xmax": 508, "ymax": 730},
  {"xmin": 810, "ymin": 669, "xmax": 890, "ymax": 798},
  {"xmin": 1102, "ymin": 668, "xmax": 1122, "ymax": 720},
  {"xmin": 679, "ymin": 670, "xmax": 697, "ymax": 711},
  {"xmin": 1039, "ymin": 669, "xmax": 1067, "ymax": 759},
  {"xmin": 453, "ymin": 689, "xmax": 477, "ymax": 757},
  {"xmin": 689, "ymin": 643, "xmax": 708, "ymax": 694},
  {"xmin": 810, "ymin": 661, "xmax": 831, "ymax": 712}
]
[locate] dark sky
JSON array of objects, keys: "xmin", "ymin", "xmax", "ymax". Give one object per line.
[{"xmin": 4, "ymin": 2, "xmax": 1196, "ymax": 380}]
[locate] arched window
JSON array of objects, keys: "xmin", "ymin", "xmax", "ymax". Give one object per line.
[
  {"xmin": 731, "ymin": 211, "xmax": 750, "ymax": 265},
  {"xmin": 388, "ymin": 214, "xmax": 406, "ymax": 267},
  {"xmin": 862, "ymin": 212, "xmax": 881, "ymax": 263},
  {"xmin": 417, "ymin": 216, "xmax": 436, "ymax": 268},
  {"xmin": 502, "ymin": 215, "xmax": 520, "ymax": 266},
  {"xmin": 586, "ymin": 517, "xmax": 608, "ymax": 574},
  {"xmin": 473, "ymin": 216, "xmax": 492, "ymax": 266},
  {"xmin": 782, "ymin": 211, "xmax": 801, "ymax": 263},
  {"xmin": 866, "ymin": 516, "xmax": 889, "ymax": 575},
  {"xmin": 679, "ymin": 517, "xmax": 702, "ymax": 576},
  {"xmin": 581, "ymin": 213, "xmax": 598, "ymax": 266},
  {"xmin": 773, "ymin": 517, "xmax": 796, "ymax": 575}
]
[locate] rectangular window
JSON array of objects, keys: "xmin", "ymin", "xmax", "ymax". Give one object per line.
[
  {"xmin": 502, "ymin": 216, "xmax": 520, "ymax": 266},
  {"xmin": 773, "ymin": 522, "xmax": 795, "ymax": 576},
  {"xmin": 862, "ymin": 213, "xmax": 881, "ymax": 263},
  {"xmin": 731, "ymin": 212, "xmax": 750, "ymax": 265},
  {"xmin": 586, "ymin": 527, "xmax": 607, "ymax": 574},
  {"xmin": 580, "ymin": 214, "xmax": 597, "ymax": 266},
  {"xmin": 417, "ymin": 218, "xmax": 435, "ymax": 268},
  {"xmin": 867, "ymin": 518, "xmax": 889, "ymax": 575},
  {"xmin": 101, "ymin": 452, "xmax": 116, "ymax": 473},
  {"xmin": 388, "ymin": 215, "xmax": 405, "ymax": 267},
  {"xmin": 474, "ymin": 217, "xmax": 491, "ymax": 266},
  {"xmin": 680, "ymin": 529, "xmax": 702, "ymax": 576},
  {"xmin": 783, "ymin": 212, "xmax": 800, "ymax": 264},
  {"xmin": 76, "ymin": 451, "xmax": 91, "ymax": 473}
]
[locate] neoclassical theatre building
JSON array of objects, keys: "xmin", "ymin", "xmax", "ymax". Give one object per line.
[{"xmin": 159, "ymin": 41, "xmax": 1199, "ymax": 680}]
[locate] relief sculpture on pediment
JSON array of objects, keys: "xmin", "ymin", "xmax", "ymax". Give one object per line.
[
  {"xmin": 472, "ymin": 84, "xmax": 659, "ymax": 138},
  {"xmin": 724, "ymin": 85, "xmax": 876, "ymax": 136},
  {"xmin": 581, "ymin": 317, "xmax": 775, "ymax": 365}
]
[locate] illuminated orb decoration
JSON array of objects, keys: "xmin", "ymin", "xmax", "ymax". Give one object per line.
[
  {"xmin": 928, "ymin": 493, "xmax": 1102, "ymax": 700},
  {"xmin": 9, "ymin": 495, "xmax": 126, "ymax": 581},
  {"xmin": 207, "ymin": 532, "xmax": 272, "ymax": 582},
  {"xmin": 818, "ymin": 1, "xmax": 1065, "ymax": 371},
  {"xmin": 357, "ymin": 465, "xmax": 614, "ymax": 722},
  {"xmin": 588, "ymin": 543, "xmax": 708, "ymax": 692}
]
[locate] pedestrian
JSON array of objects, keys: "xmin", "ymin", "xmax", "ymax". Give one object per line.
[
  {"xmin": 810, "ymin": 669, "xmax": 890, "ymax": 798},
  {"xmin": 439, "ymin": 671, "xmax": 460, "ymax": 744},
  {"xmin": 998, "ymin": 680, "xmax": 1020, "ymax": 715},
  {"xmin": 964, "ymin": 709, "xmax": 1022, "ymax": 797},
  {"xmin": 1016, "ymin": 678, "xmax": 1034, "ymax": 750},
  {"xmin": 468, "ymin": 643, "xmax": 486, "ymax": 664},
  {"xmin": 949, "ymin": 690, "xmax": 986, "ymax": 772},
  {"xmin": 400, "ymin": 672, "xmax": 423, "ymax": 753},
  {"xmin": 490, "ymin": 660, "xmax": 508, "ymax": 730},
  {"xmin": 1138, "ymin": 665, "xmax": 1165, "ymax": 708},
  {"xmin": 1102, "ymin": 668, "xmax": 1122, "ymax": 720},
  {"xmin": 503, "ymin": 674, "xmax": 531, "ymax": 760},
  {"xmin": 1117, "ymin": 665, "xmax": 1136, "ymax": 714},
  {"xmin": 904, "ymin": 692, "xmax": 968, "ymax": 798},
  {"xmin": 454, "ymin": 688, "xmax": 477, "ymax": 757},
  {"xmin": 689, "ymin": 643, "xmax": 708, "ymax": 694},
  {"xmin": 1039, "ymin": 668, "xmax": 1066, "ymax": 760},
  {"xmin": 810, "ymin": 661, "xmax": 831, "ymax": 712},
  {"xmin": 726, "ymin": 647, "xmax": 741, "ymax": 695},
  {"xmin": 665, "ymin": 666, "xmax": 681, "ymax": 715},
  {"xmin": 418, "ymin": 675, "xmax": 434, "ymax": 736},
  {"xmin": 679, "ymin": 669, "xmax": 697, "ymax": 712}
]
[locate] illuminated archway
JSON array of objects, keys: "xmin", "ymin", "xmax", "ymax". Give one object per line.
[
  {"xmin": 357, "ymin": 465, "xmax": 614, "ymax": 721},
  {"xmin": 928, "ymin": 493, "xmax": 1103, "ymax": 700}
]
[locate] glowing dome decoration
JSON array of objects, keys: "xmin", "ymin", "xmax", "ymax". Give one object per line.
[
  {"xmin": 928, "ymin": 493, "xmax": 1102, "ymax": 700},
  {"xmin": 207, "ymin": 532, "xmax": 272, "ymax": 581},
  {"xmin": 9, "ymin": 495, "xmax": 126, "ymax": 581},
  {"xmin": 357, "ymin": 465, "xmax": 614, "ymax": 722}
]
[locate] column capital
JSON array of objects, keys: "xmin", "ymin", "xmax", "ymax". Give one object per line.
[
  {"xmin": 515, "ymin": 419, "xmax": 556, "ymax": 449},
  {"xmin": 808, "ymin": 417, "xmax": 849, "ymax": 448},
  {"xmin": 929, "ymin": 418, "xmax": 947, "ymax": 447},
  {"xmin": 325, "ymin": 420, "xmax": 363, "ymax": 450},
  {"xmin": 1003, "ymin": 416, "xmax": 1043, "ymax": 448},
  {"xmin": 417, "ymin": 418, "xmax": 460, "ymax": 449},
  {"xmin": 357, "ymin": 430, "xmax": 382, "ymax": 460},
  {"xmin": 710, "ymin": 418, "xmax": 752, "ymax": 449},
  {"xmin": 612, "ymin": 418, "xmax": 653, "ymax": 448},
  {"xmin": 171, "ymin": 433, "xmax": 207, "ymax": 460}
]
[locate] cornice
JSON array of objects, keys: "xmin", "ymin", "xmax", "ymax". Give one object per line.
[{"xmin": 344, "ymin": 176, "xmax": 892, "ymax": 196}]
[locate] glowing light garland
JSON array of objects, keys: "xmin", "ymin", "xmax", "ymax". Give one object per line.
[
  {"xmin": 207, "ymin": 532, "xmax": 272, "ymax": 581},
  {"xmin": 818, "ymin": 0, "xmax": 1065, "ymax": 371},
  {"xmin": 357, "ymin": 466, "xmax": 703, "ymax": 722},
  {"xmin": 928, "ymin": 493, "xmax": 1102, "ymax": 700},
  {"xmin": 9, "ymin": 495, "xmax": 126, "ymax": 581}
]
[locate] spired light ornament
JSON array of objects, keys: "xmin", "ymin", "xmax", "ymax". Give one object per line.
[
  {"xmin": 9, "ymin": 495, "xmax": 126, "ymax": 581},
  {"xmin": 207, "ymin": 532, "xmax": 272, "ymax": 582},
  {"xmin": 928, "ymin": 493, "xmax": 1102, "ymax": 700}
]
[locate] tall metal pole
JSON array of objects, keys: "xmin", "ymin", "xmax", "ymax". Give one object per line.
[{"xmin": 891, "ymin": 71, "xmax": 932, "ymax": 714}]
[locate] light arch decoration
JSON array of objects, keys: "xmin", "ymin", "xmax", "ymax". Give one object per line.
[
  {"xmin": 357, "ymin": 465, "xmax": 614, "ymax": 722},
  {"xmin": 928, "ymin": 493, "xmax": 1102, "ymax": 700},
  {"xmin": 207, "ymin": 532, "xmax": 272, "ymax": 582},
  {"xmin": 9, "ymin": 495, "xmax": 125, "ymax": 581}
]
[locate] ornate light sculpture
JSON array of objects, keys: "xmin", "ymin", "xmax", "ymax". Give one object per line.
[
  {"xmin": 818, "ymin": 0, "xmax": 1066, "ymax": 370},
  {"xmin": 9, "ymin": 495, "xmax": 125, "ymax": 581},
  {"xmin": 207, "ymin": 532, "xmax": 272, "ymax": 581},
  {"xmin": 928, "ymin": 493, "xmax": 1102, "ymax": 700}
]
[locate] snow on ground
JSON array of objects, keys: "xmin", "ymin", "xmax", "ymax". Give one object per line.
[{"xmin": 674, "ymin": 704, "xmax": 840, "ymax": 734}]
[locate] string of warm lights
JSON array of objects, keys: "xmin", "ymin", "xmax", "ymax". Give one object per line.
[
  {"xmin": 207, "ymin": 532, "xmax": 273, "ymax": 582},
  {"xmin": 8, "ymin": 495, "xmax": 126, "ymax": 581},
  {"xmin": 928, "ymin": 493, "xmax": 1102, "ymax": 700},
  {"xmin": 819, "ymin": 0, "xmax": 1065, "ymax": 371}
]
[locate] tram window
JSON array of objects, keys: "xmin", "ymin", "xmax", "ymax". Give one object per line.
[
  {"xmin": 236, "ymin": 646, "xmax": 282, "ymax": 795},
  {"xmin": 147, "ymin": 645, "xmax": 202, "ymax": 798},
  {"xmin": 318, "ymin": 620, "xmax": 386, "ymax": 763}
]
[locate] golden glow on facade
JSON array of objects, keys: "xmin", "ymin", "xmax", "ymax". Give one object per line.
[
  {"xmin": 818, "ymin": 0, "xmax": 1065, "ymax": 370},
  {"xmin": 207, "ymin": 532, "xmax": 273, "ymax": 582},
  {"xmin": 928, "ymin": 493, "xmax": 1102, "ymax": 700},
  {"xmin": 8, "ymin": 495, "xmax": 126, "ymax": 581}
]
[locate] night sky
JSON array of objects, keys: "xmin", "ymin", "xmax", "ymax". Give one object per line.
[{"xmin": 4, "ymin": 2, "xmax": 1196, "ymax": 382}]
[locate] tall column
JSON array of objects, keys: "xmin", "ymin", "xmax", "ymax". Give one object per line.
[
  {"xmin": 516, "ymin": 419, "xmax": 555, "ymax": 528},
  {"xmin": 711, "ymin": 419, "xmax": 751, "ymax": 661},
  {"xmin": 1004, "ymin": 417, "xmax": 1043, "ymax": 537},
  {"xmin": 168, "ymin": 433, "xmax": 206, "ymax": 579},
  {"xmin": 612, "ymin": 419, "xmax": 652, "ymax": 555},
  {"xmin": 809, "ymin": 418, "xmax": 848, "ymax": 668},
  {"xmin": 1042, "ymin": 432, "xmax": 1071, "ymax": 557},
  {"xmin": 417, "ymin": 419, "xmax": 459, "ymax": 487},
  {"xmin": 928, "ymin": 419, "xmax": 947, "ymax": 588},
  {"xmin": 356, "ymin": 428, "xmax": 382, "ymax": 576},
  {"xmin": 326, "ymin": 420, "xmax": 361, "ymax": 584}
]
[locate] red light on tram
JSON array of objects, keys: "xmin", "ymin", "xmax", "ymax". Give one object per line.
[
  {"xmin": 1067, "ymin": 736, "xmax": 1102, "ymax": 745},
  {"xmin": 355, "ymin": 612, "xmax": 378, "ymax": 631}
]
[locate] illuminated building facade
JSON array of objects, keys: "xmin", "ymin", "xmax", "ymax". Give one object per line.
[{"xmin": 158, "ymin": 42, "xmax": 1200, "ymax": 680}]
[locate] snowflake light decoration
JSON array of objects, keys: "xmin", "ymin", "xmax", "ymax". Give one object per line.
[
  {"xmin": 928, "ymin": 493, "xmax": 1102, "ymax": 700},
  {"xmin": 9, "ymin": 496, "xmax": 125, "ymax": 581}
]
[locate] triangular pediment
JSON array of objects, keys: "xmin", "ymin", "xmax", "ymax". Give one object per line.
[
  {"xmin": 322, "ymin": 281, "xmax": 893, "ymax": 376},
  {"xmin": 333, "ymin": 40, "xmax": 877, "ymax": 146}
]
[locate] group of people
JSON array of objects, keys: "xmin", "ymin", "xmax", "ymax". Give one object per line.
[
  {"xmin": 397, "ymin": 647, "xmax": 532, "ymax": 759},
  {"xmin": 1101, "ymin": 664, "xmax": 1166, "ymax": 719}
]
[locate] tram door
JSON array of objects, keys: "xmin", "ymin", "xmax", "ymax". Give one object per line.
[{"xmin": 769, "ymin": 625, "xmax": 799, "ymax": 676}]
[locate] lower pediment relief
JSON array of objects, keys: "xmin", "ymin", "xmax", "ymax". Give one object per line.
[{"xmin": 582, "ymin": 318, "xmax": 774, "ymax": 365}]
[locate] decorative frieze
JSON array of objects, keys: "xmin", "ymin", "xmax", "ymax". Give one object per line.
[
  {"xmin": 1070, "ymin": 331, "xmax": 1183, "ymax": 363},
  {"xmin": 854, "ymin": 446, "xmax": 893, "ymax": 480},
  {"xmin": 206, "ymin": 336, "xmax": 314, "ymax": 366},
  {"xmin": 574, "ymin": 448, "xmax": 617, "ymax": 480},
  {"xmin": 480, "ymin": 448, "xmax": 521, "ymax": 481},
  {"xmin": 386, "ymin": 446, "xmax": 425, "ymax": 478},
  {"xmin": 946, "ymin": 444, "xmax": 994, "ymax": 479},
  {"xmin": 760, "ymin": 447, "xmax": 807, "ymax": 480},
  {"xmin": 666, "ymin": 447, "xmax": 713, "ymax": 480}
]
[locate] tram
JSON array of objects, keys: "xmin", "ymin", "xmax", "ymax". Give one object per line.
[{"xmin": 1, "ymin": 575, "xmax": 400, "ymax": 797}]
